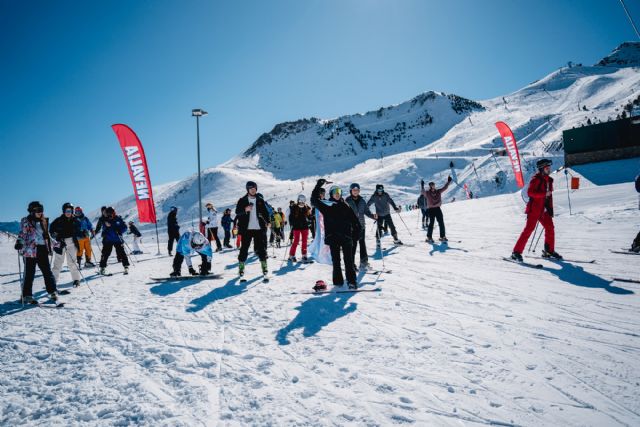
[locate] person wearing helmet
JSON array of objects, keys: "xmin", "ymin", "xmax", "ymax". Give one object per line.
[
  {"xmin": 98, "ymin": 206, "xmax": 130, "ymax": 275},
  {"xmin": 367, "ymin": 184, "xmax": 403, "ymax": 247},
  {"xmin": 49, "ymin": 202, "xmax": 83, "ymax": 287},
  {"xmin": 74, "ymin": 206, "xmax": 95, "ymax": 268},
  {"xmin": 512, "ymin": 158, "xmax": 562, "ymax": 261},
  {"xmin": 311, "ymin": 179, "xmax": 361, "ymax": 289},
  {"xmin": 421, "ymin": 176, "xmax": 453, "ymax": 243},
  {"xmin": 288, "ymin": 194, "xmax": 312, "ymax": 262},
  {"xmin": 167, "ymin": 206, "xmax": 180, "ymax": 256},
  {"xmin": 94, "ymin": 206, "xmax": 108, "ymax": 238},
  {"xmin": 15, "ymin": 202, "xmax": 60, "ymax": 303},
  {"xmin": 345, "ymin": 183, "xmax": 377, "ymax": 270},
  {"xmin": 234, "ymin": 181, "xmax": 271, "ymax": 278},
  {"xmin": 204, "ymin": 202, "xmax": 223, "ymax": 252},
  {"xmin": 128, "ymin": 221, "xmax": 143, "ymax": 254},
  {"xmin": 170, "ymin": 231, "xmax": 213, "ymax": 277},
  {"xmin": 220, "ymin": 208, "xmax": 234, "ymax": 249}
]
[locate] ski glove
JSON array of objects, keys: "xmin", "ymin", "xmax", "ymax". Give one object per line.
[{"xmin": 14, "ymin": 240, "xmax": 23, "ymax": 251}]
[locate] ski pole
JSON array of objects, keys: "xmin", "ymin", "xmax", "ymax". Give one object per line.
[
  {"xmin": 118, "ymin": 233, "xmax": 138, "ymax": 265},
  {"xmin": 278, "ymin": 237, "xmax": 293, "ymax": 270},
  {"xmin": 564, "ymin": 169, "xmax": 572, "ymax": 215},
  {"xmin": 68, "ymin": 252, "xmax": 95, "ymax": 296},
  {"xmin": 527, "ymin": 222, "xmax": 540, "ymax": 253},
  {"xmin": 532, "ymin": 227, "xmax": 544, "ymax": 253},
  {"xmin": 395, "ymin": 211, "xmax": 413, "ymax": 236},
  {"xmin": 18, "ymin": 253, "xmax": 24, "ymax": 306}
]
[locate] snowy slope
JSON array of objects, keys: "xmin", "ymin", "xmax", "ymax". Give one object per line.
[
  {"xmin": 1, "ymin": 177, "xmax": 639, "ymax": 426},
  {"xmin": 103, "ymin": 43, "xmax": 640, "ymax": 231}
]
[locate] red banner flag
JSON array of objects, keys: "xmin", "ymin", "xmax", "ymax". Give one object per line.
[
  {"xmin": 495, "ymin": 121, "xmax": 525, "ymax": 188},
  {"xmin": 463, "ymin": 183, "xmax": 471, "ymax": 199},
  {"xmin": 111, "ymin": 124, "xmax": 157, "ymax": 223}
]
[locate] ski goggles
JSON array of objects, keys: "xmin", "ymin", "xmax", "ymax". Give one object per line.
[
  {"xmin": 64, "ymin": 209, "xmax": 74, "ymax": 213},
  {"xmin": 32, "ymin": 207, "xmax": 44, "ymax": 213}
]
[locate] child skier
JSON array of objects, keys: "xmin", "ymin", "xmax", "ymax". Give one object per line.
[
  {"xmin": 128, "ymin": 221, "xmax": 143, "ymax": 254},
  {"xmin": 170, "ymin": 231, "xmax": 213, "ymax": 277},
  {"xmin": 288, "ymin": 195, "xmax": 312, "ymax": 262}
]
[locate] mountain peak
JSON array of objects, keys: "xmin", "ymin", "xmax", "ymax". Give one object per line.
[{"xmin": 596, "ymin": 41, "xmax": 640, "ymax": 68}]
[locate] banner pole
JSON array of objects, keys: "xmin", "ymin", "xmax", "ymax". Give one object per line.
[{"xmin": 154, "ymin": 222, "xmax": 161, "ymax": 255}]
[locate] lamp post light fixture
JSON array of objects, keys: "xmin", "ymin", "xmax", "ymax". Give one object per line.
[{"xmin": 192, "ymin": 108, "xmax": 208, "ymax": 226}]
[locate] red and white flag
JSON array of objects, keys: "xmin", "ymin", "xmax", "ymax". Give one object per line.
[
  {"xmin": 495, "ymin": 121, "xmax": 525, "ymax": 188},
  {"xmin": 111, "ymin": 124, "xmax": 157, "ymax": 223}
]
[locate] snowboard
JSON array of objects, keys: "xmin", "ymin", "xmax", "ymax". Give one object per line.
[{"xmin": 150, "ymin": 274, "xmax": 223, "ymax": 282}]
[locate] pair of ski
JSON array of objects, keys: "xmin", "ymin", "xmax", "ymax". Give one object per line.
[
  {"xmin": 503, "ymin": 256, "xmax": 596, "ymax": 269},
  {"xmin": 610, "ymin": 249, "xmax": 639, "ymax": 256}
]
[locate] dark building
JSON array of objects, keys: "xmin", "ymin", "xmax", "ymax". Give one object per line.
[{"xmin": 563, "ymin": 116, "xmax": 640, "ymax": 166}]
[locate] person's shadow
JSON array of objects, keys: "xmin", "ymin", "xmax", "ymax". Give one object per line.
[
  {"xmin": 545, "ymin": 261, "xmax": 634, "ymax": 295},
  {"xmin": 372, "ymin": 245, "xmax": 398, "ymax": 260},
  {"xmin": 150, "ymin": 277, "xmax": 206, "ymax": 297},
  {"xmin": 186, "ymin": 276, "xmax": 261, "ymax": 312},
  {"xmin": 276, "ymin": 292, "xmax": 358, "ymax": 345},
  {"xmin": 273, "ymin": 261, "xmax": 304, "ymax": 277},
  {"xmin": 428, "ymin": 243, "xmax": 468, "ymax": 257},
  {"xmin": 225, "ymin": 254, "xmax": 258, "ymax": 271}
]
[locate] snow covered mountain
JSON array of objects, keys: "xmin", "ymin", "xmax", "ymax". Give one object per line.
[{"xmin": 110, "ymin": 42, "xmax": 640, "ymax": 229}]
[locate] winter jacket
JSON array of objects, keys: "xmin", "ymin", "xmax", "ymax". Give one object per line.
[
  {"xmin": 288, "ymin": 204, "xmax": 312, "ymax": 230},
  {"xmin": 101, "ymin": 215, "xmax": 128, "ymax": 243},
  {"xmin": 525, "ymin": 173, "xmax": 554, "ymax": 217},
  {"xmin": 50, "ymin": 215, "xmax": 81, "ymax": 248},
  {"xmin": 421, "ymin": 181, "xmax": 450, "ymax": 209},
  {"xmin": 176, "ymin": 231, "xmax": 213, "ymax": 260},
  {"xmin": 366, "ymin": 192, "xmax": 398, "ymax": 217},
  {"xmin": 235, "ymin": 194, "xmax": 270, "ymax": 234},
  {"xmin": 221, "ymin": 213, "xmax": 233, "ymax": 231},
  {"xmin": 345, "ymin": 195, "xmax": 375, "ymax": 238},
  {"xmin": 205, "ymin": 209, "xmax": 219, "ymax": 229},
  {"xmin": 95, "ymin": 215, "xmax": 108, "ymax": 236},
  {"xmin": 272, "ymin": 212, "xmax": 285, "ymax": 228},
  {"xmin": 17, "ymin": 215, "xmax": 51, "ymax": 258},
  {"xmin": 417, "ymin": 194, "xmax": 427, "ymax": 210},
  {"xmin": 167, "ymin": 211, "xmax": 180, "ymax": 234},
  {"xmin": 129, "ymin": 223, "xmax": 142, "ymax": 237},
  {"xmin": 76, "ymin": 215, "xmax": 94, "ymax": 238},
  {"xmin": 311, "ymin": 184, "xmax": 361, "ymax": 245}
]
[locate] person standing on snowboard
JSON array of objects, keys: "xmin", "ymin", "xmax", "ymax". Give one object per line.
[
  {"xmin": 311, "ymin": 179, "xmax": 361, "ymax": 289},
  {"xmin": 511, "ymin": 158, "xmax": 562, "ymax": 261},
  {"xmin": 421, "ymin": 176, "xmax": 452, "ymax": 243}
]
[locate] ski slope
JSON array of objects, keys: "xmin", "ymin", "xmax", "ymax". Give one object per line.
[{"xmin": 1, "ymin": 177, "xmax": 638, "ymax": 426}]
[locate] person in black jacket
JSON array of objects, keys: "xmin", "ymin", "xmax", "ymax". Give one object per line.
[
  {"xmin": 234, "ymin": 181, "xmax": 271, "ymax": 278},
  {"xmin": 167, "ymin": 206, "xmax": 180, "ymax": 255},
  {"xmin": 345, "ymin": 183, "xmax": 377, "ymax": 270},
  {"xmin": 49, "ymin": 202, "xmax": 83, "ymax": 287},
  {"xmin": 128, "ymin": 221, "xmax": 143, "ymax": 255},
  {"xmin": 311, "ymin": 179, "xmax": 361, "ymax": 289}
]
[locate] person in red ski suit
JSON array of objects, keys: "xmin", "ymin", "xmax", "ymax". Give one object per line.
[{"xmin": 512, "ymin": 159, "xmax": 562, "ymax": 261}]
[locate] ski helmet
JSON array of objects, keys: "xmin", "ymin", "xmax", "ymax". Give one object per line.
[
  {"xmin": 28, "ymin": 201, "xmax": 43, "ymax": 213},
  {"xmin": 313, "ymin": 280, "xmax": 327, "ymax": 291},
  {"xmin": 128, "ymin": 220, "xmax": 134, "ymax": 225},
  {"xmin": 170, "ymin": 206, "xmax": 177, "ymax": 212},
  {"xmin": 105, "ymin": 206, "xmax": 115, "ymax": 216},
  {"xmin": 329, "ymin": 186, "xmax": 342, "ymax": 198},
  {"xmin": 62, "ymin": 202, "xmax": 74, "ymax": 213},
  {"xmin": 246, "ymin": 181, "xmax": 257, "ymax": 191},
  {"xmin": 297, "ymin": 194, "xmax": 306, "ymax": 203},
  {"xmin": 536, "ymin": 158, "xmax": 552, "ymax": 170},
  {"xmin": 349, "ymin": 183, "xmax": 360, "ymax": 191},
  {"xmin": 74, "ymin": 206, "xmax": 83, "ymax": 215},
  {"xmin": 191, "ymin": 232, "xmax": 207, "ymax": 249}
]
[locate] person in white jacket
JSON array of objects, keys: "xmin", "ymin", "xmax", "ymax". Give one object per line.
[{"xmin": 205, "ymin": 202, "xmax": 222, "ymax": 252}]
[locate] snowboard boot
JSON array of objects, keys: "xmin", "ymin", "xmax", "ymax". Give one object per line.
[
  {"xmin": 238, "ymin": 262, "xmax": 245, "ymax": 277},
  {"xmin": 72, "ymin": 280, "xmax": 80, "ymax": 288},
  {"xmin": 170, "ymin": 270, "xmax": 181, "ymax": 277},
  {"xmin": 123, "ymin": 267, "xmax": 129, "ymax": 275},
  {"xmin": 511, "ymin": 251, "xmax": 523, "ymax": 262},
  {"xmin": 189, "ymin": 267, "xmax": 198, "ymax": 276}
]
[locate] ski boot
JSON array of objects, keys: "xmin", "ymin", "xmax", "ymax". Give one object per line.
[
  {"xmin": 215, "ymin": 247, "xmax": 222, "ymax": 253},
  {"xmin": 426, "ymin": 237, "xmax": 435, "ymax": 243},
  {"xmin": 72, "ymin": 280, "xmax": 81, "ymax": 288},
  {"xmin": 238, "ymin": 262, "xmax": 245, "ymax": 278},
  {"xmin": 170, "ymin": 270, "xmax": 181, "ymax": 277},
  {"xmin": 22, "ymin": 295, "xmax": 38, "ymax": 305},
  {"xmin": 260, "ymin": 260, "xmax": 269, "ymax": 280},
  {"xmin": 348, "ymin": 283, "xmax": 358, "ymax": 290},
  {"xmin": 511, "ymin": 251, "xmax": 523, "ymax": 262},
  {"xmin": 85, "ymin": 260, "xmax": 95, "ymax": 268},
  {"xmin": 288, "ymin": 256, "xmax": 297, "ymax": 263},
  {"xmin": 376, "ymin": 239, "xmax": 382, "ymax": 249},
  {"xmin": 49, "ymin": 292, "xmax": 58, "ymax": 302},
  {"xmin": 99, "ymin": 267, "xmax": 108, "ymax": 275},
  {"xmin": 77, "ymin": 257, "xmax": 82, "ymax": 268},
  {"xmin": 439, "ymin": 236, "xmax": 448, "ymax": 242},
  {"xmin": 541, "ymin": 249, "xmax": 563, "ymax": 260},
  {"xmin": 393, "ymin": 239, "xmax": 404, "ymax": 245},
  {"xmin": 301, "ymin": 256, "xmax": 309, "ymax": 264},
  {"xmin": 360, "ymin": 261, "xmax": 372, "ymax": 271},
  {"xmin": 123, "ymin": 267, "xmax": 129, "ymax": 275},
  {"xmin": 199, "ymin": 261, "xmax": 211, "ymax": 276},
  {"xmin": 189, "ymin": 267, "xmax": 198, "ymax": 276}
]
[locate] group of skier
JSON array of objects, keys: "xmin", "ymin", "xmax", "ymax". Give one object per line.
[{"xmin": 14, "ymin": 202, "xmax": 144, "ymax": 303}]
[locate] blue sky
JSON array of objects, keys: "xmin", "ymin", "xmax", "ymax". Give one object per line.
[{"xmin": 1, "ymin": 0, "xmax": 637, "ymax": 221}]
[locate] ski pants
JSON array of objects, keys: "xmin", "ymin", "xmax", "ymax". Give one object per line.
[
  {"xmin": 52, "ymin": 238, "xmax": 81, "ymax": 282},
  {"xmin": 513, "ymin": 210, "xmax": 555, "ymax": 254},
  {"xmin": 376, "ymin": 214, "xmax": 397, "ymax": 240},
  {"xmin": 329, "ymin": 238, "xmax": 356, "ymax": 285},
  {"xmin": 132, "ymin": 236, "xmax": 142, "ymax": 253},
  {"xmin": 238, "ymin": 229, "xmax": 267, "ymax": 262},
  {"xmin": 100, "ymin": 242, "xmax": 130, "ymax": 268},
  {"xmin": 427, "ymin": 207, "xmax": 446, "ymax": 239},
  {"xmin": 352, "ymin": 232, "xmax": 369, "ymax": 265},
  {"xmin": 22, "ymin": 245, "xmax": 57, "ymax": 297},
  {"xmin": 207, "ymin": 227, "xmax": 222, "ymax": 250},
  {"xmin": 167, "ymin": 230, "xmax": 180, "ymax": 254},
  {"xmin": 289, "ymin": 229, "xmax": 309, "ymax": 257},
  {"xmin": 223, "ymin": 228, "xmax": 231, "ymax": 247},
  {"xmin": 173, "ymin": 252, "xmax": 207, "ymax": 273},
  {"xmin": 76, "ymin": 237, "xmax": 92, "ymax": 261}
]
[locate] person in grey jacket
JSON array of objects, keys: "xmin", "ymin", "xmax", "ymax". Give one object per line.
[
  {"xmin": 345, "ymin": 183, "xmax": 377, "ymax": 269},
  {"xmin": 367, "ymin": 184, "xmax": 403, "ymax": 246}
]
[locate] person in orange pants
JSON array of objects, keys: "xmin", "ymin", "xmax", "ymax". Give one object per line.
[
  {"xmin": 74, "ymin": 206, "xmax": 95, "ymax": 268},
  {"xmin": 512, "ymin": 158, "xmax": 562, "ymax": 261}
]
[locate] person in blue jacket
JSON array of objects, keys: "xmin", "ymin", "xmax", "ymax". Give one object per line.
[
  {"xmin": 170, "ymin": 231, "xmax": 213, "ymax": 277},
  {"xmin": 98, "ymin": 206, "xmax": 130, "ymax": 275}
]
